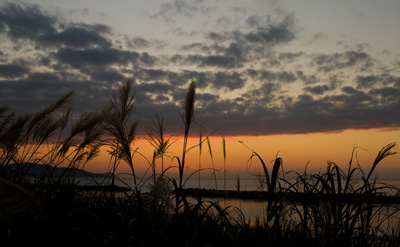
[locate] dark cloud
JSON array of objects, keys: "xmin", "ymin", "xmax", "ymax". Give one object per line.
[
  {"xmin": 289, "ymin": 94, "xmax": 321, "ymax": 114},
  {"xmin": 341, "ymin": 86, "xmax": 357, "ymax": 94},
  {"xmin": 135, "ymin": 81, "xmax": 171, "ymax": 94},
  {"xmin": 296, "ymin": 71, "xmax": 319, "ymax": 85},
  {"xmin": 27, "ymin": 72, "xmax": 59, "ymax": 82},
  {"xmin": 328, "ymin": 75, "xmax": 343, "ymax": 90},
  {"xmin": 262, "ymin": 70, "xmax": 296, "ymax": 83},
  {"xmin": 0, "ymin": 76, "xmax": 113, "ymax": 114},
  {"xmin": 55, "ymin": 48, "xmax": 156, "ymax": 68},
  {"xmin": 41, "ymin": 25, "xmax": 112, "ymax": 49},
  {"xmin": 197, "ymin": 92, "xmax": 219, "ymax": 103},
  {"xmin": 89, "ymin": 68, "xmax": 126, "ymax": 83},
  {"xmin": 194, "ymin": 75, "xmax": 400, "ymax": 136},
  {"xmin": 0, "ymin": 2, "xmax": 56, "ymax": 41},
  {"xmin": 356, "ymin": 74, "xmax": 400, "ymax": 89},
  {"xmin": 180, "ymin": 70, "xmax": 208, "ymax": 88},
  {"xmin": 245, "ymin": 15, "xmax": 262, "ymax": 28},
  {"xmin": 180, "ymin": 43, "xmax": 204, "ymax": 52},
  {"xmin": 225, "ymin": 43, "xmax": 244, "ymax": 59},
  {"xmin": 180, "ymin": 42, "xmax": 246, "ymax": 69},
  {"xmin": 200, "ymin": 55, "xmax": 241, "ymax": 69},
  {"xmin": 125, "ymin": 36, "xmax": 168, "ymax": 50},
  {"xmin": 244, "ymin": 14, "xmax": 297, "ymax": 45},
  {"xmin": 356, "ymin": 75, "xmax": 379, "ymax": 89},
  {"xmin": 133, "ymin": 67, "xmax": 246, "ymax": 91},
  {"xmin": 247, "ymin": 69, "xmax": 296, "ymax": 84},
  {"xmin": 338, "ymin": 86, "xmax": 373, "ymax": 106},
  {"xmin": 128, "ymin": 37, "xmax": 149, "ymax": 48},
  {"xmin": 135, "ymin": 68, "xmax": 170, "ymax": 81},
  {"xmin": 132, "ymin": 68, "xmax": 189, "ymax": 87},
  {"xmin": 278, "ymin": 52, "xmax": 304, "ymax": 64},
  {"xmin": 242, "ymin": 82, "xmax": 281, "ymax": 104},
  {"xmin": 395, "ymin": 78, "xmax": 400, "ymax": 88},
  {"xmin": 303, "ymin": 85, "xmax": 330, "ymax": 95},
  {"xmin": 369, "ymin": 87, "xmax": 400, "ymax": 105},
  {"xmin": 313, "ymin": 51, "xmax": 373, "ymax": 72},
  {"xmin": 126, "ymin": 37, "xmax": 150, "ymax": 49},
  {"xmin": 206, "ymin": 32, "xmax": 229, "ymax": 43},
  {"xmin": 213, "ymin": 72, "xmax": 246, "ymax": 90},
  {"xmin": 0, "ymin": 2, "xmax": 111, "ymax": 50},
  {"xmin": 179, "ymin": 16, "xmax": 298, "ymax": 71},
  {"xmin": 0, "ymin": 63, "xmax": 29, "ymax": 78},
  {"xmin": 202, "ymin": 14, "xmax": 297, "ymax": 53},
  {"xmin": 150, "ymin": 0, "xmax": 214, "ymax": 22},
  {"xmin": 181, "ymin": 48, "xmax": 244, "ymax": 68},
  {"xmin": 176, "ymin": 13, "xmax": 299, "ymax": 71}
]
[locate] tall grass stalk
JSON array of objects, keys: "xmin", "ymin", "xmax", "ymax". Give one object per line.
[
  {"xmin": 178, "ymin": 80, "xmax": 196, "ymax": 189},
  {"xmin": 235, "ymin": 174, "xmax": 241, "ymax": 192},
  {"xmin": 0, "ymin": 90, "xmax": 103, "ymax": 187},
  {"xmin": 55, "ymin": 112, "xmax": 104, "ymax": 183},
  {"xmin": 207, "ymin": 137, "xmax": 218, "ymax": 189},
  {"xmin": 239, "ymin": 141, "xmax": 283, "ymax": 226},
  {"xmin": 222, "ymin": 136, "xmax": 226, "ymax": 191},
  {"xmin": 102, "ymin": 80, "xmax": 140, "ymax": 199},
  {"xmin": 145, "ymin": 112, "xmax": 174, "ymax": 174},
  {"xmin": 145, "ymin": 112, "xmax": 175, "ymax": 209},
  {"xmin": 199, "ymin": 131, "xmax": 203, "ymax": 188},
  {"xmin": 281, "ymin": 143, "xmax": 399, "ymax": 246},
  {"xmin": 172, "ymin": 80, "xmax": 196, "ymax": 213},
  {"xmin": 0, "ymin": 91, "xmax": 74, "ymax": 170},
  {"xmin": 365, "ymin": 142, "xmax": 397, "ymax": 183}
]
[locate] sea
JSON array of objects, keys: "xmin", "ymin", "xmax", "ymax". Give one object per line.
[{"xmin": 77, "ymin": 176, "xmax": 400, "ymax": 224}]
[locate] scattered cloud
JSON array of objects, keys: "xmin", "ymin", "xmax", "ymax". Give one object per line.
[
  {"xmin": 296, "ymin": 71, "xmax": 319, "ymax": 85},
  {"xmin": 0, "ymin": 1, "xmax": 399, "ymax": 136},
  {"xmin": 254, "ymin": 69, "xmax": 297, "ymax": 84},
  {"xmin": 150, "ymin": 0, "xmax": 215, "ymax": 22},
  {"xmin": 243, "ymin": 14, "xmax": 297, "ymax": 45},
  {"xmin": 313, "ymin": 51, "xmax": 373, "ymax": 72},
  {"xmin": 303, "ymin": 85, "xmax": 330, "ymax": 95}
]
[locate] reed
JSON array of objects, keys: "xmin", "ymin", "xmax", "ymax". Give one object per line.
[
  {"xmin": 222, "ymin": 136, "xmax": 227, "ymax": 191},
  {"xmin": 207, "ymin": 137, "xmax": 218, "ymax": 189},
  {"xmin": 178, "ymin": 80, "xmax": 196, "ymax": 189},
  {"xmin": 101, "ymin": 79, "xmax": 144, "ymax": 212},
  {"xmin": 235, "ymin": 174, "xmax": 241, "ymax": 192},
  {"xmin": 0, "ymin": 91, "xmax": 74, "ymax": 171},
  {"xmin": 102, "ymin": 80, "xmax": 138, "ymax": 186},
  {"xmin": 280, "ymin": 143, "xmax": 400, "ymax": 246},
  {"xmin": 145, "ymin": 112, "xmax": 174, "ymax": 174},
  {"xmin": 198, "ymin": 131, "xmax": 202, "ymax": 188},
  {"xmin": 171, "ymin": 80, "xmax": 197, "ymax": 213},
  {"xmin": 240, "ymin": 141, "xmax": 284, "ymax": 227}
]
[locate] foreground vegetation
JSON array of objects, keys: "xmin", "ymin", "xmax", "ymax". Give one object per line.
[{"xmin": 1, "ymin": 80, "xmax": 400, "ymax": 246}]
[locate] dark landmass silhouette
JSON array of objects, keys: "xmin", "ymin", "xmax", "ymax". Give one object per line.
[{"xmin": 5, "ymin": 163, "xmax": 108, "ymax": 178}]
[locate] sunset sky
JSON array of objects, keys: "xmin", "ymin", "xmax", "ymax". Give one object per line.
[{"xmin": 0, "ymin": 0, "xmax": 399, "ymax": 179}]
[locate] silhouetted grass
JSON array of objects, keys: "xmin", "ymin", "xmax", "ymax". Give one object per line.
[{"xmin": 1, "ymin": 79, "xmax": 400, "ymax": 247}]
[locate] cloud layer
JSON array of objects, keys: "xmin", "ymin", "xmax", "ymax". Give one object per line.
[{"xmin": 0, "ymin": 1, "xmax": 399, "ymax": 136}]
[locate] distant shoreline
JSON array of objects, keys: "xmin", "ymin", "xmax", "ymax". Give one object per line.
[{"xmin": 181, "ymin": 188, "xmax": 400, "ymax": 204}]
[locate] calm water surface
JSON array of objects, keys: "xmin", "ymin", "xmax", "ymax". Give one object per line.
[{"xmin": 79, "ymin": 177, "xmax": 400, "ymax": 224}]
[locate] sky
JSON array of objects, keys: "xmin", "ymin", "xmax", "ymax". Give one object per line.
[{"xmin": 0, "ymin": 0, "xmax": 400, "ymax": 178}]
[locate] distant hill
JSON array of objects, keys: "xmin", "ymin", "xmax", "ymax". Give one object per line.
[{"xmin": 5, "ymin": 163, "xmax": 109, "ymax": 179}]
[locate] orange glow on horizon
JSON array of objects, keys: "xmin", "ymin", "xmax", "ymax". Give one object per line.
[{"xmin": 84, "ymin": 128, "xmax": 400, "ymax": 180}]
